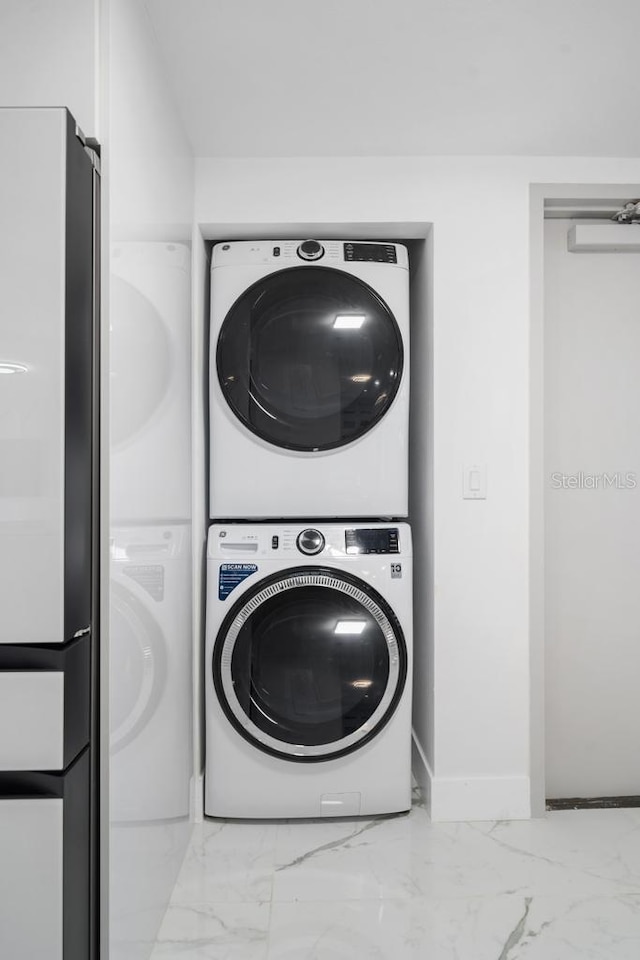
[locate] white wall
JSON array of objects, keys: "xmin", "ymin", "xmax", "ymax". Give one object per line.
[
  {"xmin": 195, "ymin": 155, "xmax": 640, "ymax": 821},
  {"xmin": 145, "ymin": 0, "xmax": 640, "ymax": 159},
  {"xmin": 107, "ymin": 2, "xmax": 193, "ymax": 241},
  {"xmin": 544, "ymin": 218, "xmax": 640, "ymax": 798},
  {"xmin": 104, "ymin": 1, "xmax": 194, "ymax": 958},
  {"xmin": 0, "ymin": 0, "xmax": 98, "ymax": 134},
  {"xmin": 408, "ymin": 234, "xmax": 435, "ymax": 801},
  {"xmin": 190, "ymin": 224, "xmax": 209, "ymax": 820}
]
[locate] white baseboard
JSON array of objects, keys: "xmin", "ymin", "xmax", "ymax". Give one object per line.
[
  {"xmin": 411, "ymin": 728, "xmax": 433, "ymax": 813},
  {"xmin": 411, "ymin": 730, "xmax": 531, "ymax": 821},
  {"xmin": 190, "ymin": 771, "xmax": 204, "ymax": 823},
  {"xmin": 430, "ymin": 774, "xmax": 531, "ymax": 822}
]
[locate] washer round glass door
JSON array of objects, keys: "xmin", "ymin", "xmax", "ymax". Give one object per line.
[
  {"xmin": 216, "ymin": 267, "xmax": 403, "ymax": 451},
  {"xmin": 213, "ymin": 567, "xmax": 407, "ymax": 762},
  {"xmin": 109, "ymin": 580, "xmax": 167, "ymax": 755}
]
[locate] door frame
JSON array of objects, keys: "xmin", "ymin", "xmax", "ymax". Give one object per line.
[{"xmin": 528, "ymin": 182, "xmax": 640, "ymax": 815}]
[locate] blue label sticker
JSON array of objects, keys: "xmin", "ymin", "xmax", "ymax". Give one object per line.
[{"xmin": 219, "ymin": 563, "xmax": 258, "ymax": 600}]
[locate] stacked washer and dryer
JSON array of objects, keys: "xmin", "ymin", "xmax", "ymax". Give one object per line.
[{"xmin": 205, "ymin": 239, "xmax": 413, "ymax": 819}]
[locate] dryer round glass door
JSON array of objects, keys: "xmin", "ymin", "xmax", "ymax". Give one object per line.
[
  {"xmin": 212, "ymin": 568, "xmax": 407, "ymax": 761},
  {"xmin": 216, "ymin": 267, "xmax": 403, "ymax": 451},
  {"xmin": 110, "ymin": 276, "xmax": 172, "ymax": 448}
]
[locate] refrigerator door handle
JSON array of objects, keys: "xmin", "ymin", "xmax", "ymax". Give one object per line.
[{"xmin": 0, "ymin": 361, "xmax": 29, "ymax": 374}]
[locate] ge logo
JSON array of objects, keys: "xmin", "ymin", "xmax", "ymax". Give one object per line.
[
  {"xmin": 391, "ymin": 563, "xmax": 402, "ymax": 579},
  {"xmin": 219, "ymin": 531, "xmax": 227, "ymax": 538}
]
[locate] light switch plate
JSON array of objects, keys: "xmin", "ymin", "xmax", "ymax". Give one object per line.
[{"xmin": 463, "ymin": 464, "xmax": 487, "ymax": 499}]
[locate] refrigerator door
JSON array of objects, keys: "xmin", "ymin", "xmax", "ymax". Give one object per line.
[
  {"xmin": 0, "ymin": 636, "xmax": 90, "ymax": 770},
  {"xmin": 0, "ymin": 108, "xmax": 93, "ymax": 644},
  {"xmin": 0, "ymin": 797, "xmax": 64, "ymax": 959},
  {"xmin": 0, "ymin": 749, "xmax": 90, "ymax": 960}
]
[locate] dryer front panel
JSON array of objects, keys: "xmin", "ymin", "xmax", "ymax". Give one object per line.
[
  {"xmin": 216, "ymin": 267, "xmax": 403, "ymax": 452},
  {"xmin": 212, "ymin": 567, "xmax": 407, "ymax": 761}
]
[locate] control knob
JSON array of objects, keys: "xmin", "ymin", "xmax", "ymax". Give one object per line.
[
  {"xmin": 297, "ymin": 239, "xmax": 324, "ymax": 261},
  {"xmin": 296, "ymin": 528, "xmax": 325, "ymax": 555}
]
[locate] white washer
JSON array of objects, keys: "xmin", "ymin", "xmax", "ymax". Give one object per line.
[
  {"xmin": 110, "ymin": 242, "xmax": 191, "ymax": 524},
  {"xmin": 110, "ymin": 524, "xmax": 192, "ymax": 821},
  {"xmin": 209, "ymin": 240, "xmax": 410, "ymax": 519},
  {"xmin": 205, "ymin": 522, "xmax": 412, "ymax": 819}
]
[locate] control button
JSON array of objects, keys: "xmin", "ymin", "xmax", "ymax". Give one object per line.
[
  {"xmin": 273, "ymin": 246, "xmax": 281, "ymax": 257},
  {"xmin": 271, "ymin": 535, "xmax": 279, "ymax": 549},
  {"xmin": 297, "ymin": 239, "xmax": 324, "ymax": 261},
  {"xmin": 296, "ymin": 528, "xmax": 325, "ymax": 555}
]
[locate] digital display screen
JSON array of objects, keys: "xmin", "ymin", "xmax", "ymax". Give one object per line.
[
  {"xmin": 344, "ymin": 243, "xmax": 397, "ymax": 264},
  {"xmin": 345, "ymin": 528, "xmax": 400, "ymax": 555}
]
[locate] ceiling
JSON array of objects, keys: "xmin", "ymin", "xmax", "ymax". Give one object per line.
[{"xmin": 144, "ymin": 0, "xmax": 640, "ymax": 158}]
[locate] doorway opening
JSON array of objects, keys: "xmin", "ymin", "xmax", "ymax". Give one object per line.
[{"xmin": 530, "ymin": 184, "xmax": 640, "ymax": 815}]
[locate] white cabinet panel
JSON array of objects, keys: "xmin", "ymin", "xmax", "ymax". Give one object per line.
[{"xmin": 0, "ymin": 797, "xmax": 63, "ymax": 959}]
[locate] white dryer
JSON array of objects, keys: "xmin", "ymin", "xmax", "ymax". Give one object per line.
[
  {"xmin": 110, "ymin": 524, "xmax": 192, "ymax": 821},
  {"xmin": 209, "ymin": 240, "xmax": 410, "ymax": 519},
  {"xmin": 110, "ymin": 242, "xmax": 191, "ymax": 524},
  {"xmin": 205, "ymin": 522, "xmax": 412, "ymax": 819}
]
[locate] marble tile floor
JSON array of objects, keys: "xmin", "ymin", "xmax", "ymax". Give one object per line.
[{"xmin": 149, "ymin": 788, "xmax": 640, "ymax": 959}]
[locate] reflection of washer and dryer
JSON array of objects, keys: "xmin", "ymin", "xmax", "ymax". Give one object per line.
[
  {"xmin": 209, "ymin": 240, "xmax": 410, "ymax": 519},
  {"xmin": 205, "ymin": 522, "xmax": 412, "ymax": 819},
  {"xmin": 110, "ymin": 242, "xmax": 191, "ymax": 524},
  {"xmin": 110, "ymin": 525, "xmax": 192, "ymax": 822}
]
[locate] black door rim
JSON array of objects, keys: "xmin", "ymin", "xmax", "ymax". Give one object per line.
[{"xmin": 215, "ymin": 266, "xmax": 404, "ymax": 452}]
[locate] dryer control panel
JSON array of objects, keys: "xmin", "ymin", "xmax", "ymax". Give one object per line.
[{"xmin": 211, "ymin": 240, "xmax": 409, "ymax": 270}]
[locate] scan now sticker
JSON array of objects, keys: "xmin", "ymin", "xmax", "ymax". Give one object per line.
[{"xmin": 219, "ymin": 563, "xmax": 258, "ymax": 600}]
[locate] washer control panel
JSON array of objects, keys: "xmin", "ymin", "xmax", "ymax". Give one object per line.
[{"xmin": 209, "ymin": 524, "xmax": 406, "ymax": 558}]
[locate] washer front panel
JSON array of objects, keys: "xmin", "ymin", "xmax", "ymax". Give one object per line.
[
  {"xmin": 213, "ymin": 568, "xmax": 407, "ymax": 761},
  {"xmin": 216, "ymin": 266, "xmax": 403, "ymax": 452}
]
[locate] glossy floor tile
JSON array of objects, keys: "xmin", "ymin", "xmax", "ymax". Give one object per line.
[{"xmin": 150, "ymin": 795, "xmax": 640, "ymax": 959}]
